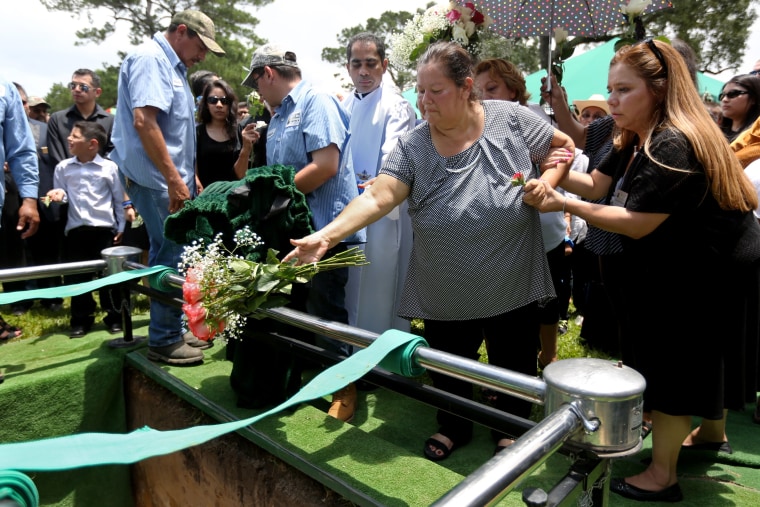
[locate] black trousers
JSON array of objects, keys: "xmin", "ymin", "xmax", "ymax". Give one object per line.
[
  {"xmin": 64, "ymin": 226, "xmax": 120, "ymax": 329},
  {"xmin": 424, "ymin": 302, "xmax": 540, "ymax": 445}
]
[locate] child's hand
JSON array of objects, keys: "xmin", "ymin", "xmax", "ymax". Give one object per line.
[{"xmin": 45, "ymin": 189, "xmax": 66, "ymax": 203}]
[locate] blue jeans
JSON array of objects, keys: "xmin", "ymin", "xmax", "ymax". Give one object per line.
[
  {"xmin": 120, "ymin": 176, "xmax": 185, "ymax": 347},
  {"xmin": 306, "ymin": 244, "xmax": 353, "ymax": 357}
]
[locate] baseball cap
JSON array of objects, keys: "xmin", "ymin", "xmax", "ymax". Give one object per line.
[
  {"xmin": 171, "ymin": 10, "xmax": 225, "ymax": 57},
  {"xmin": 241, "ymin": 43, "xmax": 298, "ymax": 88},
  {"xmin": 27, "ymin": 96, "xmax": 50, "ymax": 108}
]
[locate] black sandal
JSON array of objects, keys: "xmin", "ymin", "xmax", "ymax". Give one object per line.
[{"xmin": 424, "ymin": 436, "xmax": 456, "ymax": 462}]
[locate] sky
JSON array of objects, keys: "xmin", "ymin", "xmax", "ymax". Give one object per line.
[{"xmin": 1, "ymin": 0, "xmax": 758, "ymax": 98}]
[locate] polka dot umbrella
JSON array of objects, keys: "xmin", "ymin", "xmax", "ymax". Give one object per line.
[{"xmin": 478, "ymin": 0, "xmax": 673, "ymax": 39}]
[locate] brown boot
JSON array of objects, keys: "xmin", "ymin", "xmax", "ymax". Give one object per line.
[
  {"xmin": 147, "ymin": 341, "xmax": 204, "ymax": 365},
  {"xmin": 183, "ymin": 330, "xmax": 213, "ymax": 350},
  {"xmin": 328, "ymin": 383, "xmax": 356, "ymax": 422}
]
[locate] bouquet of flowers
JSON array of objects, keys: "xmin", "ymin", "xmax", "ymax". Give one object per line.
[
  {"xmin": 389, "ymin": 1, "xmax": 493, "ymax": 69},
  {"xmin": 179, "ymin": 227, "xmax": 368, "ymax": 341}
]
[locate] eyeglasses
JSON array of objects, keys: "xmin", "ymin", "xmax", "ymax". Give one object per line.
[
  {"xmin": 749, "ymin": 70, "xmax": 760, "ymax": 76},
  {"xmin": 719, "ymin": 90, "xmax": 749, "ymax": 101},
  {"xmin": 206, "ymin": 96, "xmax": 231, "ymax": 106},
  {"xmin": 68, "ymin": 82, "xmax": 91, "ymax": 92},
  {"xmin": 640, "ymin": 38, "xmax": 668, "ymax": 77},
  {"xmin": 249, "ymin": 71, "xmax": 265, "ymax": 91}
]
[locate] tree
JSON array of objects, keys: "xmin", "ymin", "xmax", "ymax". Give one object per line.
[
  {"xmin": 646, "ymin": 0, "xmax": 756, "ymax": 75},
  {"xmin": 39, "ymin": 0, "xmax": 271, "ymax": 99}
]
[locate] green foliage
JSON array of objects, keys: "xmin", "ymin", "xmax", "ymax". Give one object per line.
[{"xmin": 645, "ymin": 0, "xmax": 756, "ymax": 74}]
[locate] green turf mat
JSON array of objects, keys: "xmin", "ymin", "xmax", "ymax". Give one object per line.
[{"xmin": 2, "ymin": 327, "xmax": 760, "ymax": 506}]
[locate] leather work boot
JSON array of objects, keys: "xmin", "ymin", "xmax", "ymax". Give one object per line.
[
  {"xmin": 147, "ymin": 341, "xmax": 204, "ymax": 365},
  {"xmin": 183, "ymin": 330, "xmax": 213, "ymax": 350},
  {"xmin": 328, "ymin": 383, "xmax": 357, "ymax": 423}
]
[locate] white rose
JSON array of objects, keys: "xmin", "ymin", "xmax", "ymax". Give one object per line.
[
  {"xmin": 553, "ymin": 27, "xmax": 569, "ymax": 44},
  {"xmin": 621, "ymin": 0, "xmax": 652, "ymax": 16},
  {"xmin": 464, "ymin": 20, "xmax": 476, "ymax": 37},
  {"xmin": 452, "ymin": 25, "xmax": 469, "ymax": 45}
]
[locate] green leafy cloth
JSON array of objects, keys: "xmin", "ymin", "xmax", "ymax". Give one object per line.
[{"xmin": 164, "ymin": 164, "xmax": 314, "ymax": 261}]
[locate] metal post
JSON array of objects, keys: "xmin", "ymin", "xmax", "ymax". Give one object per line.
[{"xmin": 101, "ymin": 246, "xmax": 146, "ymax": 348}]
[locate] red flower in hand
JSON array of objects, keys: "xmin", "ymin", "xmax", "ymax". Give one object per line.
[{"xmin": 510, "ymin": 172, "xmax": 526, "ymax": 187}]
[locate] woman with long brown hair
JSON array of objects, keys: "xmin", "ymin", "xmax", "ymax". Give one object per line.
[{"xmin": 526, "ymin": 39, "xmax": 760, "ymax": 503}]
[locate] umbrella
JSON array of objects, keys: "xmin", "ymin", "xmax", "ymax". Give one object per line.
[
  {"xmin": 478, "ymin": 0, "xmax": 674, "ymax": 91},
  {"xmin": 479, "ymin": 0, "xmax": 673, "ymax": 38}
]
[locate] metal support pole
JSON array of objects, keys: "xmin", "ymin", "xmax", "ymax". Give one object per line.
[
  {"xmin": 101, "ymin": 247, "xmax": 146, "ymax": 348},
  {"xmin": 431, "ymin": 403, "xmax": 583, "ymax": 507}
]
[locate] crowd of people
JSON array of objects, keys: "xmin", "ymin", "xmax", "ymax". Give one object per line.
[{"xmin": 2, "ymin": 7, "xmax": 759, "ymax": 503}]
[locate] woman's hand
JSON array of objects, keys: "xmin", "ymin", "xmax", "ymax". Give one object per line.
[
  {"xmin": 541, "ymin": 147, "xmax": 574, "ymax": 173},
  {"xmin": 523, "ymin": 179, "xmax": 565, "ymax": 213},
  {"xmin": 282, "ymin": 234, "xmax": 332, "ymax": 265}
]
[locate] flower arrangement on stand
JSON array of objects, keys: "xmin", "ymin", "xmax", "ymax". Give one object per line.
[
  {"xmin": 389, "ymin": 1, "xmax": 493, "ymax": 70},
  {"xmin": 179, "ymin": 226, "xmax": 368, "ymax": 341}
]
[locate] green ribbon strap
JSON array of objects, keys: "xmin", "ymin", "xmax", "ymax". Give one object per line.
[
  {"xmin": 0, "ymin": 330, "xmax": 427, "ymax": 471},
  {"xmin": 0, "ymin": 266, "xmax": 172, "ymax": 305}
]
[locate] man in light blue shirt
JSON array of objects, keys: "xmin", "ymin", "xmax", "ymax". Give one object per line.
[
  {"xmin": 242, "ymin": 43, "xmax": 364, "ymax": 421},
  {"xmin": 0, "ymin": 77, "xmax": 39, "ymax": 351},
  {"xmin": 111, "ymin": 10, "xmax": 224, "ymax": 365},
  {"xmin": 0, "ymin": 77, "xmax": 39, "ymax": 235}
]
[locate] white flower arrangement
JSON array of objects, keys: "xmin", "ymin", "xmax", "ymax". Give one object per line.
[
  {"xmin": 621, "ymin": 0, "xmax": 652, "ymax": 17},
  {"xmin": 389, "ymin": 1, "xmax": 493, "ymax": 70}
]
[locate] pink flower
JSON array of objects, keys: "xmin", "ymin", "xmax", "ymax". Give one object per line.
[
  {"xmin": 183, "ymin": 301, "xmax": 206, "ymax": 326},
  {"xmin": 446, "ymin": 9, "xmax": 462, "ymax": 23},
  {"xmin": 185, "ymin": 267, "xmax": 201, "ymax": 284},
  {"xmin": 183, "ymin": 282, "xmax": 202, "ymax": 304},
  {"xmin": 182, "ymin": 301, "xmax": 224, "ymax": 341}
]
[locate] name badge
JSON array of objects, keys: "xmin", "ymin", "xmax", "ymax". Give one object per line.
[
  {"xmin": 611, "ymin": 189, "xmax": 629, "ymax": 207},
  {"xmin": 286, "ymin": 111, "xmax": 301, "ymax": 127}
]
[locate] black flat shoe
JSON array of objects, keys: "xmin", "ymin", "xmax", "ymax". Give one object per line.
[
  {"xmin": 69, "ymin": 326, "xmax": 88, "ymax": 339},
  {"xmin": 424, "ymin": 437, "xmax": 456, "ymax": 462},
  {"xmin": 681, "ymin": 441, "xmax": 733, "ymax": 454},
  {"xmin": 610, "ymin": 479, "xmax": 683, "ymax": 503}
]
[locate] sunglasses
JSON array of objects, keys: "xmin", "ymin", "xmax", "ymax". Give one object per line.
[
  {"xmin": 249, "ymin": 71, "xmax": 265, "ymax": 92},
  {"xmin": 68, "ymin": 82, "xmax": 91, "ymax": 92},
  {"xmin": 639, "ymin": 38, "xmax": 668, "ymax": 77},
  {"xmin": 206, "ymin": 95, "xmax": 231, "ymax": 106},
  {"xmin": 719, "ymin": 90, "xmax": 749, "ymax": 101},
  {"xmin": 749, "ymin": 70, "xmax": 760, "ymax": 76}
]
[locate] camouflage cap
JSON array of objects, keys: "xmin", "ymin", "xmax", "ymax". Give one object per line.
[
  {"xmin": 241, "ymin": 43, "xmax": 298, "ymax": 88},
  {"xmin": 171, "ymin": 10, "xmax": 225, "ymax": 57}
]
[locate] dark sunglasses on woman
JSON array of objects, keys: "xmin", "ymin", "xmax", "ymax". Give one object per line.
[{"xmin": 207, "ymin": 96, "xmax": 231, "ymax": 106}]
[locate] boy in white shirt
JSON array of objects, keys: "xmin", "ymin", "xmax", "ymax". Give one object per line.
[{"xmin": 46, "ymin": 121, "xmax": 125, "ymax": 338}]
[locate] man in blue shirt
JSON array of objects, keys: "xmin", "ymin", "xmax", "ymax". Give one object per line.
[
  {"xmin": 0, "ymin": 77, "xmax": 39, "ymax": 351},
  {"xmin": 111, "ymin": 10, "xmax": 225, "ymax": 365},
  {"xmin": 242, "ymin": 43, "xmax": 365, "ymax": 421}
]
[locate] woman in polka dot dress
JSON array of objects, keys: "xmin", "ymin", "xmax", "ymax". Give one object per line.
[{"xmin": 284, "ymin": 41, "xmax": 575, "ymax": 460}]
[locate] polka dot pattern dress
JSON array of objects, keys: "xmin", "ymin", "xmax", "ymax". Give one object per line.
[{"xmin": 380, "ymin": 100, "xmax": 556, "ymax": 321}]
